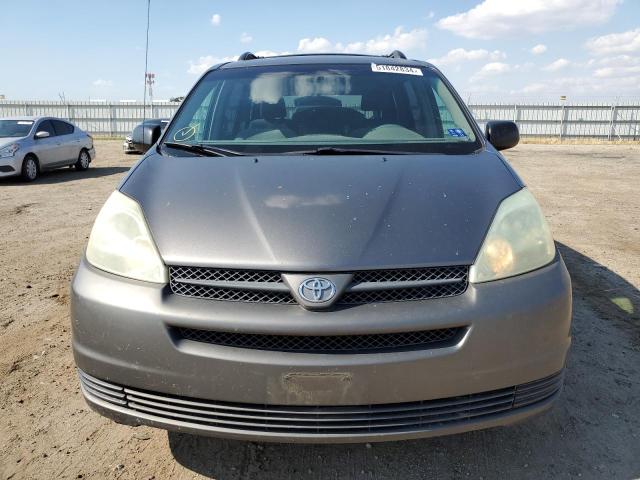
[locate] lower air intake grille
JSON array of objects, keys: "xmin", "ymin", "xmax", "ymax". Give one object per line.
[
  {"xmin": 79, "ymin": 370, "xmax": 564, "ymax": 436},
  {"xmin": 175, "ymin": 326, "xmax": 465, "ymax": 353}
]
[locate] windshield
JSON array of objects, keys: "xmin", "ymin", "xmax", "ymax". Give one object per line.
[
  {"xmin": 0, "ymin": 120, "xmax": 34, "ymax": 138},
  {"xmin": 163, "ymin": 63, "xmax": 481, "ymax": 155}
]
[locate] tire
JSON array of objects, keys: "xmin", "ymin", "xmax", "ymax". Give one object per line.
[
  {"xmin": 21, "ymin": 155, "xmax": 39, "ymax": 182},
  {"xmin": 75, "ymin": 149, "xmax": 90, "ymax": 171}
]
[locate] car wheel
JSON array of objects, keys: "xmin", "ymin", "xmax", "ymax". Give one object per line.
[
  {"xmin": 21, "ymin": 155, "xmax": 39, "ymax": 182},
  {"xmin": 75, "ymin": 149, "xmax": 90, "ymax": 171}
]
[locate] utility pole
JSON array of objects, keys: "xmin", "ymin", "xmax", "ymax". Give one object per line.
[{"xmin": 142, "ymin": 0, "xmax": 151, "ymax": 124}]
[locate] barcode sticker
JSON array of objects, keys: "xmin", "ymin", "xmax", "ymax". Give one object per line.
[{"xmin": 371, "ymin": 63, "xmax": 423, "ymax": 76}]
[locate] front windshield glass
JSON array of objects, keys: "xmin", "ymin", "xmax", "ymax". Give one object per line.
[
  {"xmin": 163, "ymin": 63, "xmax": 480, "ymax": 154},
  {"xmin": 0, "ymin": 120, "xmax": 34, "ymax": 138}
]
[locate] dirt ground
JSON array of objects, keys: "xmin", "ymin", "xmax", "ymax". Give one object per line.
[{"xmin": 1, "ymin": 141, "xmax": 639, "ymax": 480}]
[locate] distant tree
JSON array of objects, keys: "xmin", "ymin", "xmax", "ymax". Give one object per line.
[{"xmin": 170, "ymin": 96, "xmax": 185, "ymax": 103}]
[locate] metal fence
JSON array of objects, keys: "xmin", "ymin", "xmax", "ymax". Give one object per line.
[
  {"xmin": 471, "ymin": 103, "xmax": 640, "ymax": 140},
  {"xmin": 1, "ymin": 100, "xmax": 639, "ymax": 140},
  {"xmin": 0, "ymin": 101, "xmax": 179, "ymax": 137}
]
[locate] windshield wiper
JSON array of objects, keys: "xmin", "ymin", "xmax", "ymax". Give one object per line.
[
  {"xmin": 287, "ymin": 147, "xmax": 415, "ymax": 156},
  {"xmin": 162, "ymin": 142, "xmax": 244, "ymax": 157}
]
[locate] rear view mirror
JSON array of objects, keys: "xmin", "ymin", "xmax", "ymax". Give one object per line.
[
  {"xmin": 34, "ymin": 131, "xmax": 50, "ymax": 139},
  {"xmin": 485, "ymin": 121, "xmax": 519, "ymax": 151}
]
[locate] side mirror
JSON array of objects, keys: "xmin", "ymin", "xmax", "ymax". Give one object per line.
[
  {"xmin": 34, "ymin": 131, "xmax": 50, "ymax": 139},
  {"xmin": 131, "ymin": 124, "xmax": 162, "ymax": 153},
  {"xmin": 485, "ymin": 121, "xmax": 519, "ymax": 151}
]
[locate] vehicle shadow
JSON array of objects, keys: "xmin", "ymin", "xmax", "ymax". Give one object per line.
[
  {"xmin": 167, "ymin": 242, "xmax": 639, "ymax": 479},
  {"xmin": 0, "ymin": 166, "xmax": 131, "ymax": 185}
]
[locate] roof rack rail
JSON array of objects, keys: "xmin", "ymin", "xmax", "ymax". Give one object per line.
[
  {"xmin": 388, "ymin": 50, "xmax": 407, "ymax": 59},
  {"xmin": 238, "ymin": 52, "xmax": 259, "ymax": 61}
]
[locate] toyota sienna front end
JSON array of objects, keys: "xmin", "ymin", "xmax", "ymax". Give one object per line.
[{"xmin": 71, "ymin": 52, "xmax": 572, "ymax": 443}]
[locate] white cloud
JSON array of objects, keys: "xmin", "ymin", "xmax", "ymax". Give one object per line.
[
  {"xmin": 555, "ymin": 75, "xmax": 640, "ymax": 94},
  {"xmin": 521, "ymin": 83, "xmax": 547, "ymax": 93},
  {"xmin": 189, "ymin": 27, "xmax": 428, "ymax": 74},
  {"xmin": 470, "ymin": 62, "xmax": 511, "ymax": 81},
  {"xmin": 254, "ymin": 50, "xmax": 290, "ymax": 57},
  {"xmin": 240, "ymin": 32, "xmax": 253, "ymax": 44},
  {"xmin": 429, "ymin": 48, "xmax": 505, "ymax": 66},
  {"xmin": 187, "ymin": 55, "xmax": 236, "ymax": 75},
  {"xmin": 437, "ymin": 0, "xmax": 621, "ymax": 39},
  {"xmin": 513, "ymin": 73, "xmax": 640, "ymax": 96},
  {"xmin": 530, "ymin": 44, "xmax": 547, "ymax": 55},
  {"xmin": 297, "ymin": 37, "xmax": 333, "ymax": 53},
  {"xmin": 189, "ymin": 26, "xmax": 427, "ymax": 75},
  {"xmin": 298, "ymin": 27, "xmax": 428, "ymax": 56},
  {"xmin": 210, "ymin": 14, "xmax": 221, "ymax": 26},
  {"xmin": 586, "ymin": 28, "xmax": 640, "ymax": 55},
  {"xmin": 92, "ymin": 79, "xmax": 113, "ymax": 87},
  {"xmin": 345, "ymin": 27, "xmax": 428, "ymax": 55},
  {"xmin": 187, "ymin": 51, "xmax": 290, "ymax": 75},
  {"xmin": 543, "ymin": 58, "xmax": 571, "ymax": 71},
  {"xmin": 515, "ymin": 62, "xmax": 535, "ymax": 72},
  {"xmin": 593, "ymin": 65, "xmax": 640, "ymax": 78},
  {"xmin": 595, "ymin": 54, "xmax": 640, "ymax": 68}
]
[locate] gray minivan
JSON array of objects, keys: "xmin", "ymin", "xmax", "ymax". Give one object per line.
[{"xmin": 71, "ymin": 51, "xmax": 571, "ymax": 443}]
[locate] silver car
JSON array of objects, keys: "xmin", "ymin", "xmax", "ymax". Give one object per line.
[
  {"xmin": 0, "ymin": 116, "xmax": 95, "ymax": 181},
  {"xmin": 72, "ymin": 52, "xmax": 571, "ymax": 443}
]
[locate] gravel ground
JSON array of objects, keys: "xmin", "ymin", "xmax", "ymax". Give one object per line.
[{"xmin": 0, "ymin": 141, "xmax": 638, "ymax": 480}]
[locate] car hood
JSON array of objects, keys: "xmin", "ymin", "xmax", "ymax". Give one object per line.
[
  {"xmin": 0, "ymin": 137, "xmax": 24, "ymax": 148},
  {"xmin": 120, "ymin": 150, "xmax": 522, "ymax": 270}
]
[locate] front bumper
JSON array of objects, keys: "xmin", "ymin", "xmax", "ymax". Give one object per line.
[
  {"xmin": 0, "ymin": 152, "xmax": 24, "ymax": 178},
  {"xmin": 123, "ymin": 139, "xmax": 137, "ymax": 153},
  {"xmin": 71, "ymin": 256, "xmax": 572, "ymax": 442}
]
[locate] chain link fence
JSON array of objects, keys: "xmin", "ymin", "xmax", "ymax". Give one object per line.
[{"xmin": 1, "ymin": 100, "xmax": 639, "ymax": 140}]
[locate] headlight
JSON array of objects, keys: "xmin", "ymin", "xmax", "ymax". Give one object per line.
[
  {"xmin": 469, "ymin": 188, "xmax": 555, "ymax": 283},
  {"xmin": 86, "ymin": 191, "xmax": 167, "ymax": 283},
  {"xmin": 0, "ymin": 143, "xmax": 20, "ymax": 158}
]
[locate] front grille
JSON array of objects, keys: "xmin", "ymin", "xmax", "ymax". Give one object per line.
[
  {"xmin": 340, "ymin": 282, "xmax": 467, "ymax": 305},
  {"xmin": 171, "ymin": 266, "xmax": 283, "ymax": 284},
  {"xmin": 169, "ymin": 265, "xmax": 468, "ymax": 306},
  {"xmin": 172, "ymin": 283, "xmax": 296, "ymax": 304},
  {"xmin": 175, "ymin": 326, "xmax": 465, "ymax": 353},
  {"xmin": 352, "ymin": 265, "xmax": 468, "ymax": 283},
  {"xmin": 79, "ymin": 370, "xmax": 564, "ymax": 436}
]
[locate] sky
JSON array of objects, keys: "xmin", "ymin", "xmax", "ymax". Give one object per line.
[{"xmin": 1, "ymin": 0, "xmax": 639, "ymax": 102}]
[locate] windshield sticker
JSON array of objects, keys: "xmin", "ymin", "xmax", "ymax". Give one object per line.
[
  {"xmin": 17, "ymin": 121, "xmax": 34, "ymax": 125},
  {"xmin": 173, "ymin": 125, "xmax": 198, "ymax": 142},
  {"xmin": 371, "ymin": 63, "xmax": 423, "ymax": 76},
  {"xmin": 447, "ymin": 128, "xmax": 467, "ymax": 137}
]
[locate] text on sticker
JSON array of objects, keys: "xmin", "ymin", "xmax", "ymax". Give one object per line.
[{"xmin": 371, "ymin": 63, "xmax": 423, "ymax": 76}]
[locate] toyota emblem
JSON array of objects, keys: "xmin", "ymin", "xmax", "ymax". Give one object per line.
[{"xmin": 298, "ymin": 277, "xmax": 336, "ymax": 303}]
